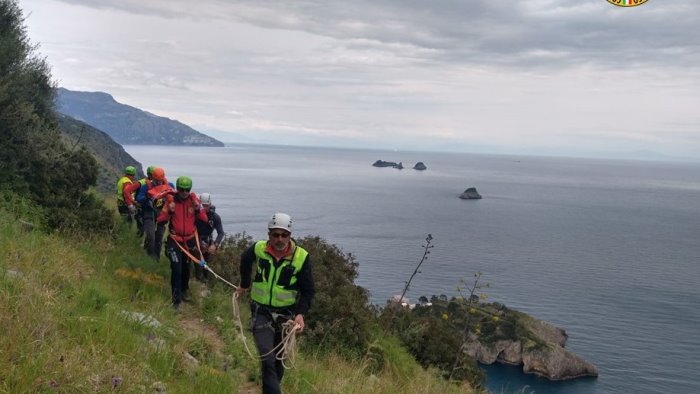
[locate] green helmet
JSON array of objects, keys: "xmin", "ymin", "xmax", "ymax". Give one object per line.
[
  {"xmin": 146, "ymin": 166, "xmax": 156, "ymax": 177},
  {"xmin": 176, "ymin": 176, "xmax": 192, "ymax": 190},
  {"xmin": 125, "ymin": 166, "xmax": 136, "ymax": 176}
]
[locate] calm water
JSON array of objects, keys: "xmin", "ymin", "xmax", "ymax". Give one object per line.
[{"xmin": 126, "ymin": 144, "xmax": 700, "ymax": 394}]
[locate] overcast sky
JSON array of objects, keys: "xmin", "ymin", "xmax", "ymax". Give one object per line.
[{"xmin": 19, "ymin": 0, "xmax": 700, "ymax": 159}]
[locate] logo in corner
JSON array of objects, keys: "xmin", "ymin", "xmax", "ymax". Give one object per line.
[{"xmin": 605, "ymin": 0, "xmax": 649, "ymax": 7}]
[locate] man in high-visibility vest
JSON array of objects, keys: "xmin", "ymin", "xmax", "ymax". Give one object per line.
[
  {"xmin": 116, "ymin": 166, "xmax": 137, "ymax": 223},
  {"xmin": 236, "ymin": 213, "xmax": 315, "ymax": 394}
]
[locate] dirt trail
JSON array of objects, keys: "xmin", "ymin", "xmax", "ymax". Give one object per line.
[
  {"xmin": 178, "ymin": 305, "xmax": 258, "ymax": 393},
  {"xmin": 180, "ymin": 316, "xmax": 226, "ymax": 355}
]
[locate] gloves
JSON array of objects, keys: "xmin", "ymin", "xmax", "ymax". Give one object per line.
[{"xmin": 127, "ymin": 204, "xmax": 136, "ymax": 216}]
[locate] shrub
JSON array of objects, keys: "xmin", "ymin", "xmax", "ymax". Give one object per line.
[
  {"xmin": 0, "ymin": 190, "xmax": 47, "ymax": 230},
  {"xmin": 297, "ymin": 235, "xmax": 375, "ymax": 357},
  {"xmin": 382, "ymin": 295, "xmax": 489, "ymax": 387},
  {"xmin": 210, "ymin": 233, "xmax": 375, "ymax": 358},
  {"xmin": 205, "ymin": 231, "xmax": 253, "ymax": 288}
]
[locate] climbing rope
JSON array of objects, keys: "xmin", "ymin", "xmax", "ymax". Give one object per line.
[
  {"xmin": 173, "ymin": 234, "xmax": 300, "ymax": 368},
  {"xmin": 229, "ymin": 288, "xmax": 300, "ymax": 367},
  {"xmin": 277, "ymin": 319, "xmax": 299, "ymax": 369}
]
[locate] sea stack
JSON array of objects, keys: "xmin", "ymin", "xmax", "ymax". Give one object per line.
[
  {"xmin": 459, "ymin": 187, "xmax": 482, "ymax": 199},
  {"xmin": 372, "ymin": 159, "xmax": 397, "ymax": 167},
  {"xmin": 413, "ymin": 162, "xmax": 427, "ymax": 171},
  {"xmin": 372, "ymin": 160, "xmax": 403, "ymax": 169}
]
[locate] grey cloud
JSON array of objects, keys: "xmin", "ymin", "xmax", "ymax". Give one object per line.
[
  {"xmin": 54, "ymin": 0, "xmax": 700, "ymax": 69},
  {"xmin": 26, "ymin": 0, "xmax": 696, "ymax": 160},
  {"xmin": 225, "ymin": 1, "xmax": 694, "ymax": 69}
]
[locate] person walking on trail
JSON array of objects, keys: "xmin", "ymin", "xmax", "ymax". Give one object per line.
[
  {"xmin": 124, "ymin": 167, "xmax": 173, "ymax": 259},
  {"xmin": 194, "ymin": 193, "xmax": 225, "ymax": 282},
  {"xmin": 116, "ymin": 166, "xmax": 137, "ymax": 223},
  {"xmin": 132, "ymin": 165, "xmax": 156, "ymax": 237},
  {"xmin": 158, "ymin": 176, "xmax": 208, "ymax": 310},
  {"xmin": 236, "ymin": 213, "xmax": 315, "ymax": 394}
]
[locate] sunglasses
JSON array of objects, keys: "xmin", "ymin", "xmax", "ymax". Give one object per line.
[
  {"xmin": 177, "ymin": 187, "xmax": 191, "ymax": 192},
  {"xmin": 269, "ymin": 232, "xmax": 290, "ymax": 238}
]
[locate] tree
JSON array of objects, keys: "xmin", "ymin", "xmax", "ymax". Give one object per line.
[
  {"xmin": 1, "ymin": 0, "xmax": 54, "ymax": 196},
  {"xmin": 0, "ymin": 0, "xmax": 112, "ymax": 233}
]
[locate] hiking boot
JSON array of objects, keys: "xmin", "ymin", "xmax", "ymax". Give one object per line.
[
  {"xmin": 173, "ymin": 303, "xmax": 181, "ymax": 313},
  {"xmin": 181, "ymin": 291, "xmax": 191, "ymax": 303}
]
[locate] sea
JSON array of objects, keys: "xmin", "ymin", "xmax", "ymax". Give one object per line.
[{"xmin": 125, "ymin": 144, "xmax": 700, "ymax": 394}]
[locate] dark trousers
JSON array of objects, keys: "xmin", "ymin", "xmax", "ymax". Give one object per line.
[
  {"xmin": 117, "ymin": 204, "xmax": 132, "ymax": 224},
  {"xmin": 194, "ymin": 250, "xmax": 210, "ymax": 281},
  {"xmin": 166, "ymin": 237, "xmax": 193, "ymax": 305},
  {"xmin": 195, "ymin": 237, "xmax": 213, "ymax": 281},
  {"xmin": 142, "ymin": 214, "xmax": 165, "ymax": 260},
  {"xmin": 135, "ymin": 207, "xmax": 144, "ymax": 235},
  {"xmin": 251, "ymin": 306, "xmax": 293, "ymax": 394}
]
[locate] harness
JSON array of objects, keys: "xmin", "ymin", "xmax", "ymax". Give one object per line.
[{"xmin": 163, "ymin": 237, "xmax": 302, "ymax": 368}]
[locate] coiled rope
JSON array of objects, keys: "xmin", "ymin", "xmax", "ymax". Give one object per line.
[{"xmin": 173, "ymin": 235, "xmax": 300, "ymax": 368}]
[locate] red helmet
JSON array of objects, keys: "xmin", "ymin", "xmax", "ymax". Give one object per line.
[{"xmin": 151, "ymin": 167, "xmax": 165, "ymax": 181}]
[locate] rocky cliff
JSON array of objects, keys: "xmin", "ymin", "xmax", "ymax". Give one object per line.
[{"xmin": 465, "ymin": 308, "xmax": 598, "ymax": 380}]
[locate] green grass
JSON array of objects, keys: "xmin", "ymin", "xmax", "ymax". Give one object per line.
[{"xmin": 0, "ymin": 205, "xmax": 479, "ymax": 393}]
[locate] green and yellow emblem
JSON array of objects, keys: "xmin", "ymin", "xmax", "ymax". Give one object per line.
[{"xmin": 606, "ymin": 0, "xmax": 649, "ymax": 7}]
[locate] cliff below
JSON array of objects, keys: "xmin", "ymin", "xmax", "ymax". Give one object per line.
[
  {"xmin": 465, "ymin": 306, "xmax": 598, "ymax": 380},
  {"xmin": 395, "ymin": 296, "xmax": 598, "ymax": 383}
]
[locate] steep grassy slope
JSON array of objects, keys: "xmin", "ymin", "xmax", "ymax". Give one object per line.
[{"xmin": 0, "ymin": 205, "xmax": 476, "ymax": 393}]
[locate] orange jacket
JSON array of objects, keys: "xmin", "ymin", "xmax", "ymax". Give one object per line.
[{"xmin": 123, "ymin": 178, "xmax": 172, "ymax": 206}]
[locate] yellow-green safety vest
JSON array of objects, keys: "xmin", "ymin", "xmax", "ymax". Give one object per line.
[
  {"xmin": 116, "ymin": 176, "xmax": 134, "ymax": 204},
  {"xmin": 251, "ymin": 240, "xmax": 308, "ymax": 308}
]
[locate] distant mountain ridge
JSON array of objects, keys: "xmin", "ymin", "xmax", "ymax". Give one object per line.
[
  {"xmin": 55, "ymin": 87, "xmax": 223, "ymax": 147},
  {"xmin": 56, "ymin": 113, "xmax": 144, "ymax": 194}
]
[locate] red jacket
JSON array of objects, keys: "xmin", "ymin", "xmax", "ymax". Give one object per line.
[
  {"xmin": 122, "ymin": 179, "xmax": 143, "ymax": 205},
  {"xmin": 157, "ymin": 192, "xmax": 208, "ymax": 242}
]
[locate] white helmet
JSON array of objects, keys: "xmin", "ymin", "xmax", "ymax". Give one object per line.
[
  {"xmin": 268, "ymin": 213, "xmax": 293, "ymax": 232},
  {"xmin": 200, "ymin": 193, "xmax": 211, "ymax": 206}
]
